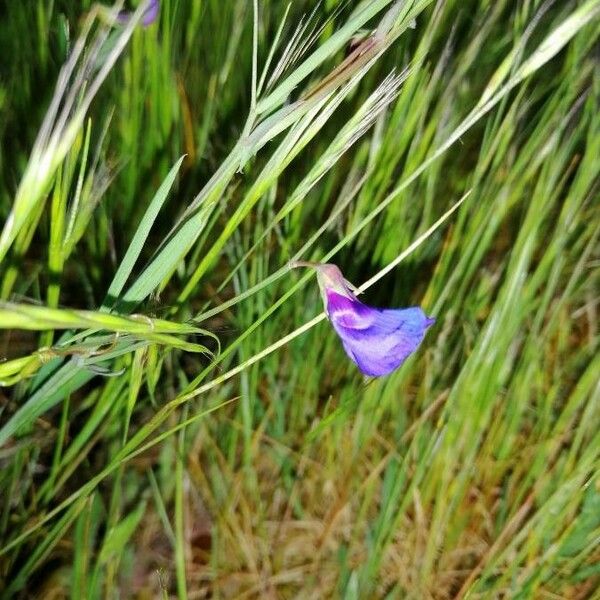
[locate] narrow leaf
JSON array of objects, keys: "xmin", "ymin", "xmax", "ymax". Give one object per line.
[{"xmin": 104, "ymin": 156, "xmax": 185, "ymax": 307}]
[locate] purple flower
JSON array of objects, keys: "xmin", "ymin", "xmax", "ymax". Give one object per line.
[
  {"xmin": 291, "ymin": 262, "xmax": 435, "ymax": 377},
  {"xmin": 117, "ymin": 0, "xmax": 159, "ymax": 27}
]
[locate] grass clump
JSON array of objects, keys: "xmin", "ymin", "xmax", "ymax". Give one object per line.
[{"xmin": 0, "ymin": 0, "xmax": 599, "ymax": 597}]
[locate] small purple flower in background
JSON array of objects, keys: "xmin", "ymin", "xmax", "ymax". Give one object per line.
[
  {"xmin": 117, "ymin": 0, "xmax": 159, "ymax": 27},
  {"xmin": 290, "ymin": 261, "xmax": 435, "ymax": 377}
]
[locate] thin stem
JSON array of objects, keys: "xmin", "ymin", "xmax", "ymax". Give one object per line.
[
  {"xmin": 288, "ymin": 260, "xmax": 319, "ymax": 269},
  {"xmin": 251, "ymin": 0, "xmax": 259, "ymax": 112}
]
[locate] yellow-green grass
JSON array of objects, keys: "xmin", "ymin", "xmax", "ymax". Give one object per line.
[{"xmin": 0, "ymin": 0, "xmax": 599, "ymax": 597}]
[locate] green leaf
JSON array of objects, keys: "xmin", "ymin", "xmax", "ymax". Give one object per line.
[
  {"xmin": 104, "ymin": 155, "xmax": 185, "ymax": 307},
  {"xmin": 96, "ymin": 500, "xmax": 147, "ymax": 565}
]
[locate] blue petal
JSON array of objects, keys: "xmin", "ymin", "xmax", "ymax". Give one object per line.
[
  {"xmin": 326, "ymin": 291, "xmax": 434, "ymax": 377},
  {"xmin": 117, "ymin": 0, "xmax": 159, "ymax": 27}
]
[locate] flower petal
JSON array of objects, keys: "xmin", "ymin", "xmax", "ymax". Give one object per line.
[
  {"xmin": 117, "ymin": 0, "xmax": 159, "ymax": 27},
  {"xmin": 326, "ymin": 290, "xmax": 434, "ymax": 376}
]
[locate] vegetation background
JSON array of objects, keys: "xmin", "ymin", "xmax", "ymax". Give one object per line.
[{"xmin": 0, "ymin": 0, "xmax": 599, "ymax": 597}]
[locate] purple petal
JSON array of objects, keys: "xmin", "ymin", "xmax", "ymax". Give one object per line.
[
  {"xmin": 326, "ymin": 290, "xmax": 435, "ymax": 377},
  {"xmin": 117, "ymin": 0, "xmax": 159, "ymax": 27}
]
